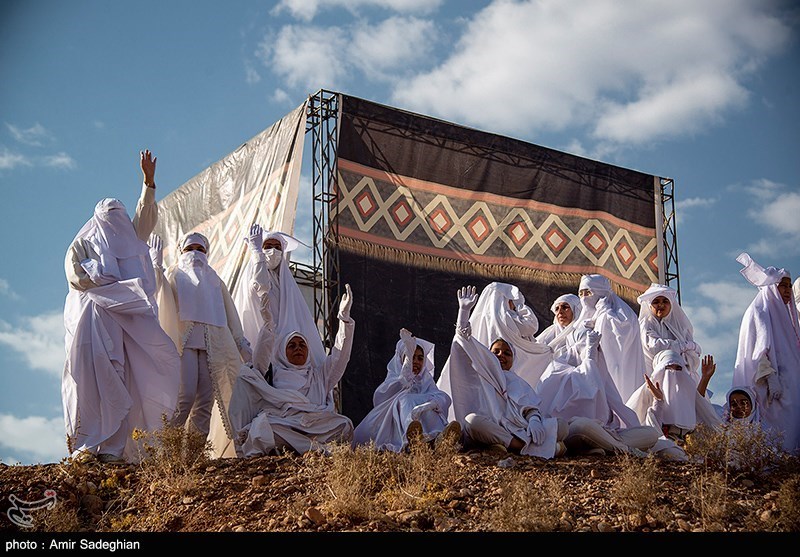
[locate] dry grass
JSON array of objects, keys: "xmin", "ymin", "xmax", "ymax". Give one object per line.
[
  {"xmin": 309, "ymin": 434, "xmax": 462, "ymax": 524},
  {"xmin": 488, "ymin": 472, "xmax": 566, "ymax": 531},
  {"xmin": 611, "ymin": 453, "xmax": 668, "ymax": 530}
]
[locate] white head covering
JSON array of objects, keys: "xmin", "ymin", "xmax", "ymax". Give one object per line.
[
  {"xmin": 469, "ymin": 282, "xmax": 552, "ymax": 389},
  {"xmin": 386, "ymin": 336, "xmax": 436, "ymax": 387},
  {"xmin": 637, "ymin": 283, "xmax": 699, "ymax": 374},
  {"xmin": 793, "ymin": 277, "xmax": 800, "ymax": 317},
  {"xmin": 723, "ymin": 386, "xmax": 759, "ymax": 424},
  {"xmin": 71, "ymin": 198, "xmax": 154, "ymax": 291},
  {"xmin": 737, "ymin": 252, "xmax": 789, "ymax": 287},
  {"xmin": 233, "ymin": 228, "xmax": 324, "ymax": 370},
  {"xmin": 733, "ymin": 253, "xmax": 800, "ymax": 454},
  {"xmin": 576, "ymin": 273, "xmax": 645, "ymax": 402},
  {"xmin": 271, "ymin": 330, "xmax": 315, "ymax": 391},
  {"xmin": 173, "ymin": 232, "xmax": 227, "ymax": 327}
]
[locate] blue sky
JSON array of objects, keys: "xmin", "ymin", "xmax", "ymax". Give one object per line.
[{"xmin": 1, "ymin": 0, "xmax": 798, "ymax": 465}]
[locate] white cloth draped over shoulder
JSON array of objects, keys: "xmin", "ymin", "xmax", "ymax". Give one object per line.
[
  {"xmin": 535, "ymin": 326, "xmax": 642, "ymax": 430},
  {"xmin": 733, "ymin": 253, "xmax": 800, "ymax": 454},
  {"xmin": 627, "ymin": 349, "xmax": 721, "ymax": 432},
  {"xmin": 468, "ymin": 282, "xmax": 553, "ymax": 389},
  {"xmin": 233, "ymin": 229, "xmax": 325, "ymax": 371},
  {"xmin": 352, "ymin": 335, "xmax": 451, "ymax": 452},
  {"xmin": 437, "ymin": 325, "xmax": 560, "ymax": 459},
  {"xmin": 227, "ymin": 305, "xmax": 355, "ymax": 456},
  {"xmin": 575, "ymin": 274, "xmax": 645, "ymax": 402},
  {"xmin": 722, "ymin": 386, "xmax": 760, "ymax": 425},
  {"xmin": 637, "ymin": 283, "xmax": 701, "ymax": 376},
  {"xmin": 62, "ymin": 188, "xmax": 180, "ymax": 462},
  {"xmin": 156, "ymin": 232, "xmax": 251, "ymax": 458}
]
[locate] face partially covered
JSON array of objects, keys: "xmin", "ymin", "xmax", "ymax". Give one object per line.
[
  {"xmin": 182, "ymin": 243, "xmax": 207, "ymax": 254},
  {"xmin": 262, "ymin": 238, "xmax": 283, "ymax": 251}
]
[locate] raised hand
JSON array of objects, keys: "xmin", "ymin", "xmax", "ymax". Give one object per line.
[
  {"xmin": 140, "ymin": 149, "xmax": 157, "ymax": 187},
  {"xmin": 338, "ymin": 283, "xmax": 353, "ymax": 321},
  {"xmin": 246, "ymin": 222, "xmax": 264, "ymax": 253},
  {"xmin": 148, "ymin": 234, "xmax": 163, "ymax": 268},
  {"xmin": 644, "ymin": 373, "xmax": 663, "ymax": 401},
  {"xmin": 458, "ymin": 285, "xmax": 478, "ymax": 310}
]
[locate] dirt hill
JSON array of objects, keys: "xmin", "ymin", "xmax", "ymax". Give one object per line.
[{"xmin": 2, "ymin": 440, "xmax": 798, "ymax": 546}]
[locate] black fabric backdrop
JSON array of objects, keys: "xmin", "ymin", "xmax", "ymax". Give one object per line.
[{"xmin": 333, "ymin": 94, "xmax": 661, "ymax": 426}]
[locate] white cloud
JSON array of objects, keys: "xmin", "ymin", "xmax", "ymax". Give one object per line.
[
  {"xmin": 5, "ymin": 122, "xmax": 51, "ymax": 147},
  {"xmin": 0, "ymin": 278, "xmax": 20, "ymax": 300},
  {"xmin": 0, "ymin": 414, "xmax": 66, "ymax": 464},
  {"xmin": 349, "ymin": 16, "xmax": 437, "ymax": 78},
  {"xmin": 263, "ymin": 25, "xmax": 349, "ymax": 90},
  {"xmin": 41, "ymin": 152, "xmax": 76, "ymax": 170},
  {"xmin": 676, "ymin": 197, "xmax": 717, "ymax": 211},
  {"xmin": 273, "ymin": 0, "xmax": 441, "ymax": 21},
  {"xmin": 739, "ymin": 180, "xmax": 800, "ymax": 258},
  {"xmin": 693, "ymin": 280, "xmax": 755, "ymax": 325},
  {"xmin": 0, "ymin": 311, "xmax": 65, "ymax": 377},
  {"xmin": 0, "ymin": 147, "xmax": 31, "ymax": 170},
  {"xmin": 245, "ymin": 61, "xmax": 261, "ymax": 84},
  {"xmin": 392, "ymin": 0, "xmax": 791, "ymax": 145}
]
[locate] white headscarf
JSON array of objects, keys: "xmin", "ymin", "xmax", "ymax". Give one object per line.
[
  {"xmin": 733, "ymin": 252, "xmax": 800, "ymax": 454},
  {"xmin": 234, "ymin": 228, "xmax": 324, "ymax": 369},
  {"xmin": 576, "ymin": 273, "xmax": 645, "ymax": 402},
  {"xmin": 72, "ymin": 198, "xmax": 154, "ymax": 292},
  {"xmin": 271, "ymin": 330, "xmax": 315, "ymax": 392},
  {"xmin": 536, "ymin": 293, "xmax": 581, "ymax": 350},
  {"xmin": 173, "ymin": 232, "xmax": 227, "ymax": 327},
  {"xmin": 469, "ymin": 282, "xmax": 552, "ymax": 389},
  {"xmin": 723, "ymin": 386, "xmax": 760, "ymax": 425},
  {"xmin": 637, "ymin": 283, "xmax": 699, "ymax": 374}
]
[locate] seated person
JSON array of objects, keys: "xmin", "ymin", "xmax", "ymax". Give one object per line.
[
  {"xmin": 227, "ymin": 283, "xmax": 356, "ymax": 457},
  {"xmin": 437, "ymin": 286, "xmax": 568, "ymax": 459},
  {"xmin": 352, "ymin": 328, "xmax": 460, "ymax": 452}
]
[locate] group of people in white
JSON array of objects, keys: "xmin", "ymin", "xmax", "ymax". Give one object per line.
[{"xmin": 61, "ymin": 150, "xmax": 800, "ymax": 465}]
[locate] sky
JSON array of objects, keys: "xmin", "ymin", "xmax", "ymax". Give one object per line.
[{"xmin": 1, "ymin": 0, "xmax": 798, "ymax": 466}]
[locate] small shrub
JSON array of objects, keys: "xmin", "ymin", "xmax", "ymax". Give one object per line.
[
  {"xmin": 489, "ymin": 472, "xmax": 565, "ymax": 532},
  {"xmin": 685, "ymin": 422, "xmax": 784, "ymax": 478},
  {"xmin": 611, "ymin": 453, "xmax": 660, "ymax": 530}
]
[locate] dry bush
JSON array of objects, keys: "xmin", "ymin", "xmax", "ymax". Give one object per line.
[
  {"xmin": 690, "ymin": 470, "xmax": 733, "ymax": 530},
  {"xmin": 611, "ymin": 453, "xmax": 661, "ymax": 530},
  {"xmin": 29, "ymin": 501, "xmax": 82, "ymax": 532},
  {"xmin": 771, "ymin": 474, "xmax": 800, "ymax": 531},
  {"xmin": 685, "ymin": 422, "xmax": 784, "ymax": 478},
  {"xmin": 131, "ymin": 416, "xmax": 212, "ymax": 495},
  {"xmin": 488, "ymin": 472, "xmax": 565, "ymax": 532},
  {"xmin": 313, "ymin": 437, "xmax": 462, "ymax": 523}
]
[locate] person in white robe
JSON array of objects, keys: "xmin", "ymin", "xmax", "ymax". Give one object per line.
[
  {"xmin": 156, "ymin": 232, "xmax": 252, "ymax": 458},
  {"xmin": 467, "ymin": 282, "xmax": 554, "ymax": 390},
  {"xmin": 227, "ymin": 284, "xmax": 356, "ymax": 456},
  {"xmin": 62, "ymin": 149, "xmax": 181, "ymax": 464},
  {"xmin": 532, "ymin": 294, "xmax": 659, "ymax": 457},
  {"xmin": 575, "ymin": 274, "xmax": 645, "ymax": 403},
  {"xmin": 793, "ymin": 277, "xmax": 800, "ymax": 328},
  {"xmin": 437, "ymin": 286, "xmax": 568, "ymax": 459},
  {"xmin": 629, "ymin": 349, "xmax": 722, "ymax": 440},
  {"xmin": 733, "ymin": 253, "xmax": 800, "ymax": 455},
  {"xmin": 352, "ymin": 328, "xmax": 459, "ymax": 452},
  {"xmin": 637, "ymin": 283, "xmax": 702, "ymax": 377},
  {"xmin": 535, "ymin": 294, "xmax": 582, "ymax": 364},
  {"xmin": 234, "ymin": 223, "xmax": 325, "ymax": 375}
]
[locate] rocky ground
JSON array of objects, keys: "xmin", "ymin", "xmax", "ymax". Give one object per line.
[{"xmin": 2, "ymin": 442, "xmax": 798, "ymax": 543}]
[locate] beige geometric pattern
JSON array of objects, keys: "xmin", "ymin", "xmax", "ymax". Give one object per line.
[{"xmin": 334, "ymin": 164, "xmax": 659, "ymax": 289}]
